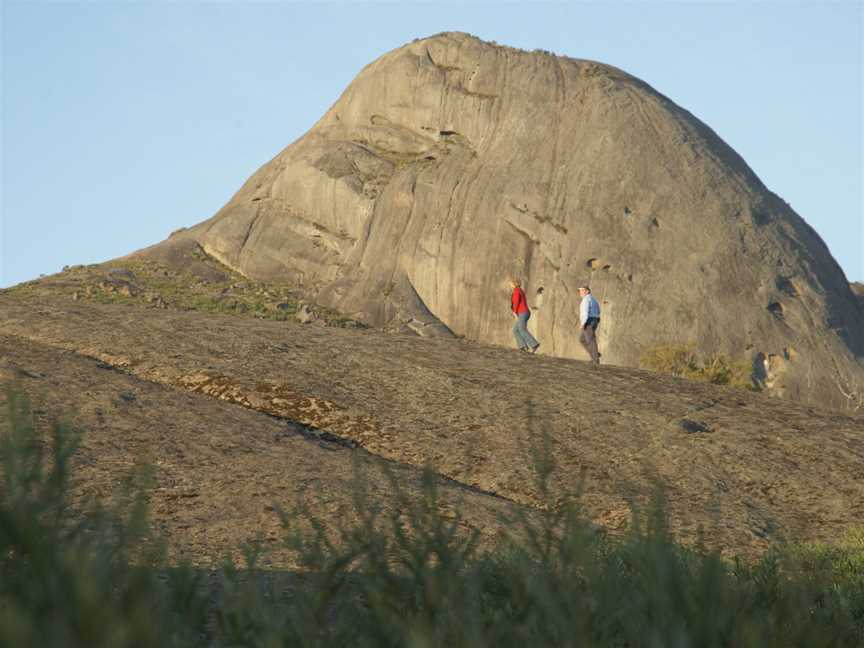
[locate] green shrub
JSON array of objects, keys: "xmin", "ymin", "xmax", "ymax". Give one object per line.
[
  {"xmin": 2, "ymin": 388, "xmax": 861, "ymax": 646},
  {"xmin": 788, "ymin": 528, "xmax": 864, "ymax": 586},
  {"xmin": 265, "ymin": 446, "xmax": 864, "ymax": 647},
  {"xmin": 6, "ymin": 254, "xmax": 364, "ymax": 327},
  {"xmin": 0, "ymin": 389, "xmax": 209, "ymax": 647}
]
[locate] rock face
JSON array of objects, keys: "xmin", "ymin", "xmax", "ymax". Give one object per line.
[
  {"xmin": 146, "ymin": 32, "xmax": 864, "ymax": 411},
  {"xmin": 852, "ymin": 283, "xmax": 864, "ymax": 307}
]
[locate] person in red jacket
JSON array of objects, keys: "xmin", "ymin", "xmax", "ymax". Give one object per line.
[{"xmin": 510, "ymin": 278, "xmax": 540, "ymax": 353}]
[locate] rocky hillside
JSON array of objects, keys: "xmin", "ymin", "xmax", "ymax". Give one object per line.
[
  {"xmin": 852, "ymin": 282, "xmax": 864, "ymax": 306},
  {"xmin": 2, "ymin": 266, "xmax": 862, "ymax": 562},
  {"xmin": 2, "ymin": 32, "xmax": 862, "ymax": 567},
  {"xmin": 137, "ymin": 32, "xmax": 864, "ymax": 412}
]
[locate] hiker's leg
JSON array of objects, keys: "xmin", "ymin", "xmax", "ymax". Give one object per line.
[
  {"xmin": 592, "ymin": 322, "xmax": 601, "ymax": 363},
  {"xmin": 583, "ymin": 324, "xmax": 599, "ymax": 364},
  {"xmin": 579, "ymin": 327, "xmax": 591, "ymax": 355},
  {"xmin": 518, "ymin": 312, "xmax": 539, "ymax": 349},
  {"xmin": 579, "ymin": 326, "xmax": 597, "ymax": 363},
  {"xmin": 512, "ymin": 318, "xmax": 527, "ymax": 348}
]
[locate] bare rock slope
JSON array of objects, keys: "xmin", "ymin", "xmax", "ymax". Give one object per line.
[
  {"xmin": 144, "ymin": 32, "xmax": 864, "ymax": 411},
  {"xmin": 1, "ymin": 287, "xmax": 863, "ymax": 561}
]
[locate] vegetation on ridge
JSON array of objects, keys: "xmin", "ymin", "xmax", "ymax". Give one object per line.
[
  {"xmin": 640, "ymin": 344, "xmax": 758, "ymax": 391},
  {"xmin": 2, "ymin": 247, "xmax": 363, "ymax": 329}
]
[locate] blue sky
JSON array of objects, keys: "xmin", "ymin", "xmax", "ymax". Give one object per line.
[{"xmin": 2, "ymin": 1, "xmax": 862, "ymax": 287}]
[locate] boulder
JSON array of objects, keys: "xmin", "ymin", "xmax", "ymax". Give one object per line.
[{"xmin": 140, "ymin": 32, "xmax": 864, "ymax": 411}]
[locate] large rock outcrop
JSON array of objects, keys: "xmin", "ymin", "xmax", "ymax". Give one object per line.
[{"xmin": 144, "ymin": 32, "xmax": 864, "ymax": 411}]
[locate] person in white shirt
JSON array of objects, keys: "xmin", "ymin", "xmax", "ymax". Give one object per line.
[{"xmin": 578, "ymin": 285, "xmax": 601, "ymax": 365}]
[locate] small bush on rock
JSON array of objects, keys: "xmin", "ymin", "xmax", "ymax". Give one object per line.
[{"xmin": 640, "ymin": 344, "xmax": 757, "ymax": 390}]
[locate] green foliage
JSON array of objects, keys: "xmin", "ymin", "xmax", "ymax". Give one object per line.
[
  {"xmin": 0, "ymin": 389, "xmax": 209, "ymax": 647},
  {"xmin": 5, "ymin": 253, "xmax": 365, "ymax": 328},
  {"xmin": 2, "ymin": 388, "xmax": 861, "ymax": 646},
  {"xmin": 640, "ymin": 344, "xmax": 758, "ymax": 390},
  {"xmin": 263, "ymin": 437, "xmax": 863, "ymax": 647},
  {"xmin": 788, "ymin": 528, "xmax": 864, "ymax": 586},
  {"xmin": 91, "ymin": 258, "xmax": 305, "ymax": 321}
]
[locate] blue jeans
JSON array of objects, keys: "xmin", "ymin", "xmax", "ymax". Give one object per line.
[{"xmin": 512, "ymin": 312, "xmax": 539, "ymax": 349}]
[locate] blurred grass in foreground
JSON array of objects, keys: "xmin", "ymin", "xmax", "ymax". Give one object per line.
[{"xmin": 1, "ymin": 388, "xmax": 861, "ymax": 647}]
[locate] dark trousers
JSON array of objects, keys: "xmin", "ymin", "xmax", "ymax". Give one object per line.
[{"xmin": 580, "ymin": 317, "xmax": 600, "ymax": 364}]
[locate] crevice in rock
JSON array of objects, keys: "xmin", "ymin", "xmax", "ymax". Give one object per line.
[
  {"xmin": 776, "ymin": 276, "xmax": 800, "ymax": 298},
  {"xmin": 437, "ymin": 130, "xmax": 476, "ymax": 152},
  {"xmin": 767, "ymin": 302, "xmax": 785, "ymax": 318},
  {"xmin": 370, "ymin": 114, "xmax": 392, "ymax": 126},
  {"xmin": 452, "ymin": 84, "xmax": 499, "ymax": 100},
  {"xmin": 504, "ymin": 219, "xmax": 542, "ymax": 247},
  {"xmin": 508, "ymin": 202, "xmax": 568, "ymax": 234},
  {"xmin": 425, "ymin": 48, "xmax": 462, "ymax": 73},
  {"xmin": 238, "ymin": 208, "xmax": 263, "ymax": 259}
]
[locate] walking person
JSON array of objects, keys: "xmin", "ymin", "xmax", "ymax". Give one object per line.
[
  {"xmin": 510, "ymin": 279, "xmax": 540, "ymax": 353},
  {"xmin": 578, "ymin": 285, "xmax": 601, "ymax": 365}
]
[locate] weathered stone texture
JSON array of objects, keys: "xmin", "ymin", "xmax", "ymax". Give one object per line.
[{"xmin": 150, "ymin": 32, "xmax": 864, "ymax": 411}]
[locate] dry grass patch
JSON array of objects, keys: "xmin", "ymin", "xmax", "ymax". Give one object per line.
[{"xmin": 639, "ymin": 344, "xmax": 757, "ymax": 391}]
